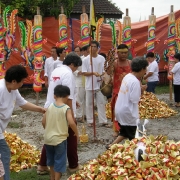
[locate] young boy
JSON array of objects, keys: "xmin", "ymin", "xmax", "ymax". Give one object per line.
[
  {"xmin": 106, "ymin": 56, "xmax": 148, "ymax": 148},
  {"xmin": 42, "ymin": 85, "xmax": 79, "ymax": 180}
]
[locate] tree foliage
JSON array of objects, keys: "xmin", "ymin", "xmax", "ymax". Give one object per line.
[{"xmin": 1, "ymin": 0, "xmax": 80, "ymax": 19}]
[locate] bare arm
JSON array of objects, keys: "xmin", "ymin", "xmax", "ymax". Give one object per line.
[
  {"xmin": 144, "ymin": 72, "xmax": 153, "ymax": 80},
  {"xmin": 44, "ymin": 76, "xmax": 48, "ymax": 88},
  {"xmin": 66, "ymin": 109, "xmax": 79, "ymax": 137},
  {"xmin": 82, "ymin": 72, "xmax": 100, "ymax": 77},
  {"xmin": 66, "ymin": 99, "xmax": 75, "ymax": 120},
  {"xmin": 42, "ymin": 113, "xmax": 46, "ymax": 129},
  {"xmin": 20, "ymin": 102, "xmax": 45, "ymax": 113}
]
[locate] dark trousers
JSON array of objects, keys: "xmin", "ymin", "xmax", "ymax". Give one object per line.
[
  {"xmin": 174, "ymin": 84, "xmax": 180, "ymax": 103},
  {"xmin": 146, "ymin": 81, "xmax": 158, "ymax": 93},
  {"xmin": 39, "ymin": 127, "xmax": 78, "ymax": 168}
]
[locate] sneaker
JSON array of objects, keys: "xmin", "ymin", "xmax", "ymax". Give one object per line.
[{"xmin": 68, "ymin": 164, "xmax": 83, "ymax": 173}]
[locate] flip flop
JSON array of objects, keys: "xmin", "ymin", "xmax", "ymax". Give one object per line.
[
  {"xmin": 101, "ymin": 123, "xmax": 111, "ymax": 128},
  {"xmin": 37, "ymin": 170, "xmax": 49, "ymax": 175}
]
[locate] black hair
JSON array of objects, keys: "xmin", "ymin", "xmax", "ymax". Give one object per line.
[
  {"xmin": 90, "ymin": 40, "xmax": 99, "ymax": 48},
  {"xmin": 174, "ymin": 53, "xmax": 180, "ymax": 61},
  {"xmin": 99, "ymin": 53, "xmax": 106, "ymax": 59},
  {"xmin": 146, "ymin": 52, "xmax": 155, "ymax": 58},
  {"xmin": 131, "ymin": 56, "xmax": 148, "ymax": 72},
  {"xmin": 81, "ymin": 45, "xmax": 90, "ymax": 51},
  {"xmin": 74, "ymin": 46, "xmax": 81, "ymax": 51},
  {"xmin": 5, "ymin": 65, "xmax": 28, "ymax": 83},
  {"xmin": 63, "ymin": 52, "xmax": 82, "ymax": 67},
  {"xmin": 117, "ymin": 44, "xmax": 128, "ymax": 50},
  {"xmin": 54, "ymin": 85, "xmax": 70, "ymax": 98},
  {"xmin": 56, "ymin": 48, "xmax": 65, "ymax": 57},
  {"xmin": 51, "ymin": 47, "xmax": 57, "ymax": 50}
]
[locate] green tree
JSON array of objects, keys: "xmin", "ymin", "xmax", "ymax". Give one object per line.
[{"xmin": 1, "ymin": 0, "xmax": 80, "ymax": 19}]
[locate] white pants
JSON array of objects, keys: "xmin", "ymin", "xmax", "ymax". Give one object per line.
[
  {"xmin": 86, "ymin": 90, "xmax": 107, "ymax": 124},
  {"xmin": 76, "ymin": 87, "xmax": 86, "ymax": 118}
]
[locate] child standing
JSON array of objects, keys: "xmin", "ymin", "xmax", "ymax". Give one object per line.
[
  {"xmin": 107, "ymin": 56, "xmax": 148, "ymax": 148},
  {"xmin": 42, "ymin": 85, "xmax": 79, "ymax": 180}
]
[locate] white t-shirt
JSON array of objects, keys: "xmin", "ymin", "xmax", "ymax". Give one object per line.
[
  {"xmin": 115, "ymin": 73, "xmax": 141, "ymax": 126},
  {"xmin": 44, "ymin": 65, "xmax": 75, "ymax": 108},
  {"xmin": 147, "ymin": 60, "xmax": 159, "ymax": 82},
  {"xmin": 74, "ymin": 56, "xmax": 86, "ymax": 87},
  {"xmin": 53, "ymin": 60, "xmax": 63, "ymax": 69},
  {"xmin": 0, "ymin": 79, "xmax": 27, "ymax": 139},
  {"xmin": 171, "ymin": 62, "xmax": 180, "ymax": 85},
  {"xmin": 44, "ymin": 57, "xmax": 58, "ymax": 84},
  {"xmin": 82, "ymin": 55, "xmax": 105, "ymax": 90}
]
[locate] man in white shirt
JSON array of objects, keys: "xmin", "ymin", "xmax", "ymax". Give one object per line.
[
  {"xmin": 0, "ymin": 65, "xmax": 45, "ymax": 180},
  {"xmin": 106, "ymin": 57, "xmax": 148, "ymax": 149},
  {"xmin": 144, "ymin": 52, "xmax": 159, "ymax": 93},
  {"xmin": 44, "ymin": 47, "xmax": 58, "ymax": 88},
  {"xmin": 82, "ymin": 41, "xmax": 108, "ymax": 127},
  {"xmin": 74, "ymin": 45, "xmax": 90, "ymax": 121},
  {"xmin": 38, "ymin": 52, "xmax": 82, "ymax": 173},
  {"xmin": 53, "ymin": 48, "xmax": 66, "ymax": 69}
]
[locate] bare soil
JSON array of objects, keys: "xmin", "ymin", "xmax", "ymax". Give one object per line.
[{"xmin": 6, "ymin": 92, "xmax": 180, "ymax": 179}]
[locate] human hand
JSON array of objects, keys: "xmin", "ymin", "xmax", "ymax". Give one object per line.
[
  {"xmin": 76, "ymin": 101, "xmax": 80, "ymax": 108},
  {"xmin": 78, "ymin": 71, "xmax": 82, "ymax": 75},
  {"xmin": 39, "ymin": 107, "xmax": 46, "ymax": 113},
  {"xmin": 45, "ymin": 82, "xmax": 48, "ymax": 88},
  {"xmin": 93, "ymin": 72, "xmax": 100, "ymax": 77},
  {"xmin": 141, "ymin": 84, "xmax": 147, "ymax": 92}
]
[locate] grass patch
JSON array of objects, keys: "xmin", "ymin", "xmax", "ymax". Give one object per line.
[
  {"xmin": 7, "ymin": 122, "xmax": 23, "ymax": 128},
  {"xmin": 156, "ymin": 85, "xmax": 169, "ymax": 94},
  {"xmin": 10, "ymin": 168, "xmax": 50, "ymax": 180}
]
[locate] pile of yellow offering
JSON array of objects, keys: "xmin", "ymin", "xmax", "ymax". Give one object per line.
[
  {"xmin": 105, "ymin": 102, "xmax": 112, "ymax": 119},
  {"xmin": 4, "ymin": 132, "xmax": 40, "ymax": 172},
  {"xmin": 68, "ymin": 135, "xmax": 180, "ymax": 180},
  {"xmin": 139, "ymin": 92, "xmax": 177, "ymax": 119}
]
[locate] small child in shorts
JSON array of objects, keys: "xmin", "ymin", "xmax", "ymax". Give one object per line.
[
  {"xmin": 0, "ymin": 155, "xmax": 5, "ymax": 180},
  {"xmin": 42, "ymin": 85, "xmax": 79, "ymax": 180},
  {"xmin": 107, "ymin": 56, "xmax": 148, "ymax": 148}
]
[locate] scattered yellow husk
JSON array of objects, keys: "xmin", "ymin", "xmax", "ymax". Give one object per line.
[
  {"xmin": 68, "ymin": 135, "xmax": 180, "ymax": 180},
  {"xmin": 139, "ymin": 91, "xmax": 177, "ymax": 119},
  {"xmin": 4, "ymin": 132, "xmax": 40, "ymax": 172},
  {"xmin": 105, "ymin": 92, "xmax": 178, "ymax": 120}
]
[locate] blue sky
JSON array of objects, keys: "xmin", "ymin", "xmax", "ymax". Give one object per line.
[{"xmin": 111, "ymin": 0, "xmax": 179, "ymax": 22}]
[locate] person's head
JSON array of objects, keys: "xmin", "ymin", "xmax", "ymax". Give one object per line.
[
  {"xmin": 131, "ymin": 56, "xmax": 148, "ymax": 78},
  {"xmin": 117, "ymin": 44, "xmax": 129, "ymax": 61},
  {"xmin": 74, "ymin": 46, "xmax": 81, "ymax": 56},
  {"xmin": 99, "ymin": 53, "xmax": 106, "ymax": 59},
  {"xmin": 89, "ymin": 41, "xmax": 99, "ymax": 55},
  {"xmin": 81, "ymin": 45, "xmax": 90, "ymax": 56},
  {"xmin": 146, "ymin": 52, "xmax": 155, "ymax": 62},
  {"xmin": 174, "ymin": 53, "xmax": 180, "ymax": 63},
  {"xmin": 51, "ymin": 47, "xmax": 57, "ymax": 58},
  {"xmin": 63, "ymin": 52, "xmax": 82, "ymax": 72},
  {"xmin": 5, "ymin": 65, "xmax": 28, "ymax": 90},
  {"xmin": 56, "ymin": 48, "xmax": 66, "ymax": 59},
  {"xmin": 54, "ymin": 85, "xmax": 70, "ymax": 102}
]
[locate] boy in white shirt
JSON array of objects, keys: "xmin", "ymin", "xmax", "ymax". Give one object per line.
[
  {"xmin": 106, "ymin": 56, "xmax": 148, "ymax": 149},
  {"xmin": 42, "ymin": 85, "xmax": 78, "ymax": 180},
  {"xmin": 82, "ymin": 41, "xmax": 108, "ymax": 127},
  {"xmin": 144, "ymin": 52, "xmax": 159, "ymax": 93},
  {"xmin": 44, "ymin": 47, "xmax": 58, "ymax": 88},
  {"xmin": 53, "ymin": 48, "xmax": 66, "ymax": 69},
  {"xmin": 171, "ymin": 53, "xmax": 180, "ymax": 107}
]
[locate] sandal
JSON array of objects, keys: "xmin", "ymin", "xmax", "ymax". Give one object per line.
[
  {"xmin": 101, "ymin": 123, "xmax": 111, "ymax": 128},
  {"xmin": 37, "ymin": 170, "xmax": 49, "ymax": 175}
]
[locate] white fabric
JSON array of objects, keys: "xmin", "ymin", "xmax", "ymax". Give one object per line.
[
  {"xmin": 0, "ymin": 79, "xmax": 27, "ymax": 139},
  {"xmin": 74, "ymin": 56, "xmax": 85, "ymax": 87},
  {"xmin": 115, "ymin": 73, "xmax": 141, "ymax": 126},
  {"xmin": 147, "ymin": 60, "xmax": 159, "ymax": 82},
  {"xmin": 171, "ymin": 62, "xmax": 180, "ymax": 85},
  {"xmin": 82, "ymin": 55, "xmax": 105, "ymax": 90},
  {"xmin": 44, "ymin": 57, "xmax": 58, "ymax": 84},
  {"xmin": 76, "ymin": 87, "xmax": 86, "ymax": 118},
  {"xmin": 86, "ymin": 90, "xmax": 107, "ymax": 124},
  {"xmin": 44, "ymin": 65, "xmax": 75, "ymax": 108},
  {"xmin": 53, "ymin": 60, "xmax": 63, "ymax": 69}
]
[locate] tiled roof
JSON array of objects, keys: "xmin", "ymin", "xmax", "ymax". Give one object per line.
[{"xmin": 72, "ymin": 0, "xmax": 123, "ymax": 15}]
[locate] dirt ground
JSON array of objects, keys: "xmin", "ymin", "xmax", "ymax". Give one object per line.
[{"xmin": 6, "ymin": 92, "xmax": 180, "ymax": 179}]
